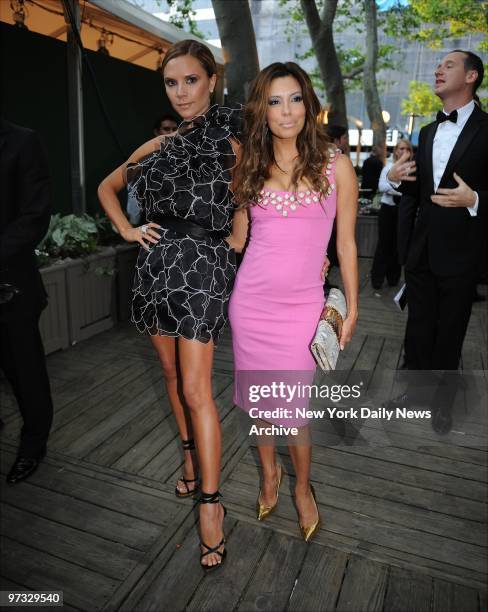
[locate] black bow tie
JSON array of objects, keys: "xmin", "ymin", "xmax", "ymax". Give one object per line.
[{"xmin": 436, "ymin": 109, "xmax": 458, "ymax": 124}]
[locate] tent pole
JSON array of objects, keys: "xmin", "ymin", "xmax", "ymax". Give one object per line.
[{"xmin": 63, "ymin": 0, "xmax": 86, "ymax": 215}]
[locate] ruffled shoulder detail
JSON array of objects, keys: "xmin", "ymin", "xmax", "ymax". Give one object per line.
[
  {"xmin": 178, "ymin": 104, "xmax": 243, "ymax": 144},
  {"xmin": 125, "ymin": 105, "xmax": 242, "ymax": 231}
]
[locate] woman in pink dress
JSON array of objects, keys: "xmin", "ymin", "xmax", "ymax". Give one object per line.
[{"xmin": 229, "ymin": 62, "xmax": 358, "ymax": 542}]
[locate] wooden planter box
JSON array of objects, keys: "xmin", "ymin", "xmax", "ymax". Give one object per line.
[
  {"xmin": 65, "ymin": 247, "xmax": 117, "ymax": 344},
  {"xmin": 356, "ymin": 215, "xmax": 378, "ymax": 258},
  {"xmin": 115, "ymin": 243, "xmax": 138, "ymax": 321},
  {"xmin": 39, "ymin": 261, "xmax": 70, "ymax": 355}
]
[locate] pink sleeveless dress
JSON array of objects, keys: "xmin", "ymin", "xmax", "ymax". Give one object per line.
[{"xmin": 229, "ymin": 149, "xmax": 339, "ymax": 379}]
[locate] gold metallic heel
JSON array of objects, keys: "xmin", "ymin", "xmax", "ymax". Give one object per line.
[
  {"xmin": 257, "ymin": 464, "xmax": 283, "ymax": 521},
  {"xmin": 299, "ymin": 484, "xmax": 321, "ymax": 543}
]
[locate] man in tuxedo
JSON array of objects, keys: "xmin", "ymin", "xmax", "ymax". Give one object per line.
[
  {"xmin": 388, "ymin": 50, "xmax": 487, "ymax": 372},
  {"xmin": 0, "ymin": 119, "xmax": 53, "ymax": 483}
]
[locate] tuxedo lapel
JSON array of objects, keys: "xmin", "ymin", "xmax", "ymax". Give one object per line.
[
  {"xmin": 422, "ymin": 121, "xmax": 436, "ymax": 194},
  {"xmin": 438, "ymin": 105, "xmax": 483, "ymax": 187}
]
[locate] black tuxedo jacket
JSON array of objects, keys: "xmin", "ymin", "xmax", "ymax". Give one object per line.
[
  {"xmin": 399, "ymin": 104, "xmax": 488, "ymax": 277},
  {"xmin": 0, "ymin": 119, "xmax": 51, "ymax": 321}
]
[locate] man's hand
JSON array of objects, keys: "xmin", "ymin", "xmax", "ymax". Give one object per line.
[
  {"xmin": 431, "ymin": 173, "xmax": 477, "ymax": 208},
  {"xmin": 387, "ymin": 151, "xmax": 417, "ymax": 183}
]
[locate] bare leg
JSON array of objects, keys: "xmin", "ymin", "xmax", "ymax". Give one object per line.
[
  {"xmin": 256, "ymin": 430, "xmax": 279, "ymax": 507},
  {"xmin": 288, "ymin": 427, "xmax": 318, "ymax": 527},
  {"xmin": 178, "ymin": 337, "xmax": 224, "ymax": 568},
  {"xmin": 150, "ymin": 335, "xmax": 197, "ymax": 493}
]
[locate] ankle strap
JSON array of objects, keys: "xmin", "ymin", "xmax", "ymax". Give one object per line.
[
  {"xmin": 182, "ymin": 438, "xmax": 195, "ymax": 451},
  {"xmin": 199, "ymin": 490, "xmax": 222, "ymax": 504}
]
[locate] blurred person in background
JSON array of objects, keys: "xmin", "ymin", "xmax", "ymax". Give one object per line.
[
  {"xmin": 360, "ymin": 145, "xmax": 384, "ymax": 199},
  {"xmin": 0, "ymin": 119, "xmax": 53, "ymax": 484},
  {"xmin": 371, "ymin": 139, "xmax": 414, "ymax": 290}
]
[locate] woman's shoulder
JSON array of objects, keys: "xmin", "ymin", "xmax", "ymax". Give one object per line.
[{"xmin": 127, "ymin": 136, "xmax": 165, "ymax": 165}]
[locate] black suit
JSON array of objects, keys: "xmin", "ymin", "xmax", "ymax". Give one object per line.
[
  {"xmin": 398, "ymin": 104, "xmax": 488, "ymax": 370},
  {"xmin": 0, "ymin": 119, "xmax": 53, "ymax": 457}
]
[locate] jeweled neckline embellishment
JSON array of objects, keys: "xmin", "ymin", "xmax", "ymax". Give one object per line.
[{"xmin": 257, "ymin": 149, "xmax": 337, "ymax": 217}]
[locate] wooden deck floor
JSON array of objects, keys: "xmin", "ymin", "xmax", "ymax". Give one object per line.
[{"xmin": 1, "ymin": 260, "xmax": 487, "ymax": 611}]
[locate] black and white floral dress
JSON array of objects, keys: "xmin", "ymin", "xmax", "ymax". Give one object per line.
[{"xmin": 126, "ymin": 105, "xmax": 242, "ymax": 344}]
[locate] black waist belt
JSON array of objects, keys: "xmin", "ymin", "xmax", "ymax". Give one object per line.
[{"xmin": 153, "ymin": 216, "xmax": 227, "ymax": 241}]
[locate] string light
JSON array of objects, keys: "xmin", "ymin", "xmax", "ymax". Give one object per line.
[
  {"xmin": 28, "ymin": 0, "xmax": 162, "ymax": 57},
  {"xmin": 10, "ymin": 0, "xmax": 29, "ymax": 29},
  {"xmin": 97, "ymin": 29, "xmax": 113, "ymax": 56},
  {"xmin": 156, "ymin": 48, "xmax": 164, "ymax": 72}
]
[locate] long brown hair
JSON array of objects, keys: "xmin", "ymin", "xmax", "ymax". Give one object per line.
[
  {"xmin": 162, "ymin": 39, "xmax": 217, "ymax": 77},
  {"xmin": 234, "ymin": 62, "xmax": 331, "ymax": 206}
]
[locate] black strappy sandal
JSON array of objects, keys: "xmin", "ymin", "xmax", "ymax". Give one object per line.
[
  {"xmin": 199, "ymin": 490, "xmax": 227, "ymax": 573},
  {"xmin": 175, "ymin": 438, "xmax": 199, "ymax": 498}
]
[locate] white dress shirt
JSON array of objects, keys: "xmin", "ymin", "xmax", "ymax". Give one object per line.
[
  {"xmin": 434, "ymin": 99, "xmax": 478, "ymax": 216},
  {"xmin": 378, "ymin": 162, "xmax": 401, "ymax": 206},
  {"xmin": 389, "ymin": 98, "xmax": 478, "ymax": 216}
]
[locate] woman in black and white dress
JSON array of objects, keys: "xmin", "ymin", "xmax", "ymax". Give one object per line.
[{"xmin": 98, "ymin": 40, "xmax": 247, "ymax": 571}]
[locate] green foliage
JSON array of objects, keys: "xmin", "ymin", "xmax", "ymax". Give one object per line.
[
  {"xmin": 280, "ymin": 0, "xmax": 402, "ymax": 94},
  {"xmin": 401, "ymin": 80, "xmax": 442, "ymax": 120},
  {"xmin": 38, "ymin": 214, "xmax": 100, "ymax": 261},
  {"xmin": 159, "ymin": 0, "xmax": 205, "ymax": 38},
  {"xmin": 385, "ymin": 0, "xmax": 488, "ymax": 52}
]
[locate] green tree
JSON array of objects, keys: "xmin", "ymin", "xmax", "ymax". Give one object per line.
[
  {"xmin": 363, "ymin": 0, "xmax": 386, "ymax": 154},
  {"xmin": 409, "ymin": 0, "xmax": 488, "ymax": 52},
  {"xmin": 401, "ymin": 80, "xmax": 442, "ymax": 125},
  {"xmin": 211, "ymin": 0, "xmax": 260, "ymax": 105},
  {"xmin": 164, "ymin": 0, "xmax": 204, "ymax": 38},
  {"xmin": 299, "ymin": 0, "xmax": 348, "ymax": 126}
]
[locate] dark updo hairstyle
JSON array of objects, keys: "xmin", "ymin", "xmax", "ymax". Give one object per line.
[{"xmin": 161, "ymin": 39, "xmax": 217, "ymax": 77}]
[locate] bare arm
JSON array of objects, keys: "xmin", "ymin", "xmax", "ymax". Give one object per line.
[
  {"xmin": 225, "ymin": 140, "xmax": 249, "ymax": 253},
  {"xmin": 97, "ymin": 137, "xmax": 163, "ymax": 250},
  {"xmin": 335, "ymin": 154, "xmax": 359, "ymax": 349},
  {"xmin": 225, "ymin": 208, "xmax": 249, "ymax": 253}
]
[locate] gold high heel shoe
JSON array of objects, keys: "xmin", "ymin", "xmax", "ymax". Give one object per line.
[
  {"xmin": 257, "ymin": 464, "xmax": 283, "ymax": 521},
  {"xmin": 299, "ymin": 484, "xmax": 321, "ymax": 543}
]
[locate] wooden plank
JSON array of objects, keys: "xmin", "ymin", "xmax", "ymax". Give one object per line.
[
  {"xmin": 86, "ymin": 403, "xmax": 166, "ymax": 467},
  {"xmin": 309, "ymin": 443, "xmax": 487, "ymax": 501},
  {"xmin": 479, "ymin": 589, "xmax": 487, "ymax": 612},
  {"xmin": 335, "ymin": 557, "xmax": 388, "ymax": 612},
  {"xmin": 236, "ymin": 532, "xmax": 306, "ymax": 611},
  {"xmin": 145, "ymin": 382, "xmax": 235, "ymax": 482},
  {"xmin": 186, "ymin": 522, "xmax": 272, "ymax": 612},
  {"xmin": 1, "ymin": 536, "xmax": 118, "ymax": 611},
  {"xmin": 383, "ymin": 565, "xmax": 432, "ymax": 612},
  {"xmin": 112, "ymin": 379, "xmax": 233, "ymax": 475},
  {"xmin": 59, "ymin": 373, "xmax": 166, "ymax": 457},
  {"xmin": 0, "ymin": 479, "xmax": 161, "ymax": 552},
  {"xmin": 432, "ymin": 579, "xmax": 480, "ymax": 612},
  {"xmin": 111, "ymin": 508, "xmax": 212, "ymax": 612},
  {"xmin": 49, "ymin": 361, "xmax": 161, "ymax": 437},
  {"xmin": 129, "ymin": 519, "xmax": 239, "ymax": 612},
  {"xmin": 287, "ymin": 544, "xmax": 348, "ymax": 612},
  {"xmin": 222, "ymin": 476, "xmax": 487, "ymax": 584},
  {"xmin": 0, "ymin": 446, "xmax": 178, "ymax": 526},
  {"xmin": 236, "ymin": 458, "xmax": 486, "ymax": 545},
  {"xmin": 112, "ymin": 412, "xmax": 179, "ymax": 473},
  {"xmin": 1, "ymin": 504, "xmax": 144, "ymax": 581}
]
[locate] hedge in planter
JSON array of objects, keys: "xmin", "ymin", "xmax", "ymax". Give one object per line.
[{"xmin": 38, "ymin": 214, "xmax": 118, "ymax": 350}]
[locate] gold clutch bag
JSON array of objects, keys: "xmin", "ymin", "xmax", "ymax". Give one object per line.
[{"xmin": 311, "ymin": 288, "xmax": 347, "ymax": 371}]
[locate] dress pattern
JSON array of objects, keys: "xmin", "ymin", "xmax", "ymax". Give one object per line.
[{"xmin": 126, "ymin": 105, "xmax": 242, "ymax": 343}]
